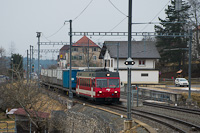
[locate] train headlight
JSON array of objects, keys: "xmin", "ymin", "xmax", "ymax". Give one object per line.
[
  {"xmin": 114, "ymin": 91, "xmax": 118, "ymax": 93},
  {"xmin": 99, "ymin": 91, "xmax": 102, "ymax": 94}
]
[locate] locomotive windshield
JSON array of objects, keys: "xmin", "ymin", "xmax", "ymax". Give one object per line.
[
  {"xmin": 109, "ymin": 79, "xmax": 119, "ymax": 88},
  {"xmin": 96, "ymin": 79, "xmax": 107, "ymax": 88},
  {"xmin": 96, "ymin": 79, "xmax": 119, "ymax": 88}
]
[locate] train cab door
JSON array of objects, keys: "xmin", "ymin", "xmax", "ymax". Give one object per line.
[{"xmin": 91, "ymin": 78, "xmax": 95, "ymax": 98}]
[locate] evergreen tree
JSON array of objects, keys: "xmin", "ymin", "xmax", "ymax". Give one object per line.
[
  {"xmin": 10, "ymin": 54, "xmax": 23, "ymax": 79},
  {"xmin": 155, "ymin": 0, "xmax": 190, "ymax": 70}
]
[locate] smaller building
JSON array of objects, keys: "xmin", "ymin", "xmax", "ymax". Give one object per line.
[
  {"xmin": 99, "ymin": 41, "xmax": 161, "ymax": 84},
  {"xmin": 7, "ymin": 108, "xmax": 49, "ymax": 133},
  {"xmin": 57, "ymin": 45, "xmax": 70, "ymax": 69}
]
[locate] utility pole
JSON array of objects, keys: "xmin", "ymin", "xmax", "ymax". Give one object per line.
[
  {"xmin": 30, "ymin": 45, "xmax": 32, "ymax": 81},
  {"xmin": 124, "ymin": 0, "xmax": 133, "ymax": 131},
  {"xmin": 127, "ymin": 0, "xmax": 132, "ymax": 120},
  {"xmin": 188, "ymin": 29, "xmax": 192, "ymax": 100},
  {"xmin": 27, "ymin": 50, "xmax": 29, "ymax": 83},
  {"xmin": 117, "ymin": 42, "xmax": 119, "ymax": 72},
  {"xmin": 32, "ymin": 46, "xmax": 34, "ymax": 72},
  {"xmin": 69, "ymin": 20, "xmax": 73, "ymax": 100},
  {"xmin": 11, "ymin": 56, "xmax": 13, "ymax": 84},
  {"xmin": 36, "ymin": 32, "xmax": 41, "ymax": 88},
  {"xmin": 88, "ymin": 37, "xmax": 89, "ymax": 69}
]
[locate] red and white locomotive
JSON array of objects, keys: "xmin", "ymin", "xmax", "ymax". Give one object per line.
[{"xmin": 76, "ymin": 69, "xmax": 120, "ymax": 102}]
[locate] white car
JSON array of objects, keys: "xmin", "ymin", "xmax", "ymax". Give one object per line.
[{"xmin": 175, "ymin": 78, "xmax": 189, "ymax": 87}]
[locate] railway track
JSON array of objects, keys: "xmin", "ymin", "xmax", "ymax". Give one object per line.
[
  {"xmin": 143, "ymin": 101, "xmax": 200, "ymax": 115},
  {"xmin": 104, "ymin": 104, "xmax": 200, "ymax": 133},
  {"xmin": 41, "ymin": 83, "xmax": 200, "ymax": 132}
]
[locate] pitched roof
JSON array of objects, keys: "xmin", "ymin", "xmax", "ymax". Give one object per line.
[
  {"xmin": 99, "ymin": 41, "xmax": 160, "ymax": 59},
  {"xmin": 60, "ymin": 45, "xmax": 70, "ymax": 52},
  {"xmin": 73, "ymin": 36, "xmax": 99, "ymax": 47},
  {"xmin": 14, "ymin": 108, "xmax": 50, "ymax": 119}
]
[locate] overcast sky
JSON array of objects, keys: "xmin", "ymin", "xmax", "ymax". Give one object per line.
[{"xmin": 0, "ymin": 0, "xmax": 171, "ymax": 59}]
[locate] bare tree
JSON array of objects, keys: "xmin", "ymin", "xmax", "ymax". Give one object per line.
[
  {"xmin": 0, "ymin": 46, "xmax": 6, "ymax": 57},
  {"xmin": 0, "ymin": 68, "xmax": 65, "ymax": 132},
  {"xmin": 9, "ymin": 41, "xmax": 16, "ymax": 56}
]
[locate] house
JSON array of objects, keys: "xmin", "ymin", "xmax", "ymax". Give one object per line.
[
  {"xmin": 57, "ymin": 36, "xmax": 102, "ymax": 68},
  {"xmin": 99, "ymin": 41, "xmax": 161, "ymax": 84},
  {"xmin": 57, "ymin": 45, "xmax": 70, "ymax": 69}
]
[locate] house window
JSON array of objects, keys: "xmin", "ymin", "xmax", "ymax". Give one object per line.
[
  {"xmin": 79, "ymin": 56, "xmax": 82, "ymax": 60},
  {"xmin": 93, "ymin": 56, "xmax": 96, "ymax": 61},
  {"xmin": 93, "ymin": 47, "xmax": 97, "ymax": 51},
  {"xmin": 105, "ymin": 60, "xmax": 110, "ymax": 67},
  {"xmin": 141, "ymin": 73, "xmax": 148, "ymax": 77},
  {"xmin": 82, "ymin": 48, "xmax": 86, "ymax": 52},
  {"xmin": 139, "ymin": 60, "xmax": 145, "ymax": 66},
  {"xmin": 72, "ymin": 56, "xmax": 77, "ymax": 60},
  {"xmin": 73, "ymin": 47, "xmax": 78, "ymax": 52},
  {"xmin": 111, "ymin": 60, "xmax": 113, "ymax": 67}
]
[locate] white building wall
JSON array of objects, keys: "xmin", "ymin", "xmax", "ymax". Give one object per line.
[
  {"xmin": 119, "ymin": 70, "xmax": 159, "ymax": 84},
  {"xmin": 102, "ymin": 50, "xmax": 159, "ymax": 84},
  {"xmin": 113, "ymin": 59, "xmax": 155, "ymax": 69}
]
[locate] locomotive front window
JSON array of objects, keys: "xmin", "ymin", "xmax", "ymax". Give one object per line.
[
  {"xmin": 109, "ymin": 79, "xmax": 119, "ymax": 88},
  {"xmin": 96, "ymin": 79, "xmax": 107, "ymax": 88}
]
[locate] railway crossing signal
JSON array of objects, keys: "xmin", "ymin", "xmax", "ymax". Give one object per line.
[{"xmin": 124, "ymin": 57, "xmax": 135, "ymax": 68}]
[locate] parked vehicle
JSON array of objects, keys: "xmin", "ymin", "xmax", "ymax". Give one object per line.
[{"xmin": 175, "ymin": 78, "xmax": 189, "ymax": 87}]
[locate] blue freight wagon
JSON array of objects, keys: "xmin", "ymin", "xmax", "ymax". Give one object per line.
[{"xmin": 62, "ymin": 69, "xmax": 82, "ymax": 89}]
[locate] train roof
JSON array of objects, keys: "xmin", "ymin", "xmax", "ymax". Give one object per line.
[{"xmin": 77, "ymin": 70, "xmax": 119, "ymax": 77}]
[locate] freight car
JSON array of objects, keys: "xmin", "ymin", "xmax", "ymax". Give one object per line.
[
  {"xmin": 41, "ymin": 69, "xmax": 120, "ymax": 103},
  {"xmin": 41, "ymin": 69, "xmax": 81, "ymax": 89}
]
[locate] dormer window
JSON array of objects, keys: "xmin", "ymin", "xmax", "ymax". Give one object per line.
[{"xmin": 139, "ymin": 60, "xmax": 145, "ymax": 66}]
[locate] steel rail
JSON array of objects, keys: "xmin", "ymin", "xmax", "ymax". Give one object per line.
[
  {"xmin": 110, "ymin": 105, "xmax": 200, "ymax": 132},
  {"xmin": 107, "ymin": 105, "xmax": 186, "ymax": 133},
  {"xmin": 143, "ymin": 102, "xmax": 200, "ymax": 115}
]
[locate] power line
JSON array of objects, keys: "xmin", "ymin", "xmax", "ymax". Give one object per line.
[
  {"xmin": 95, "ymin": 16, "xmax": 127, "ymax": 42},
  {"xmin": 140, "ymin": 0, "xmax": 171, "ymax": 32},
  {"xmin": 45, "ymin": 24, "xmax": 66, "ymax": 38},
  {"xmin": 108, "ymin": 0, "xmax": 127, "ymax": 17},
  {"xmin": 43, "ymin": 0, "xmax": 94, "ymax": 39},
  {"xmin": 109, "ymin": 17, "xmax": 127, "ymax": 32},
  {"xmin": 41, "ymin": 33, "xmax": 51, "ymax": 42},
  {"xmin": 73, "ymin": 0, "xmax": 94, "ymax": 21}
]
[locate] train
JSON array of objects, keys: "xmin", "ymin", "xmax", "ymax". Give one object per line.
[{"xmin": 41, "ymin": 68, "xmax": 120, "ymax": 103}]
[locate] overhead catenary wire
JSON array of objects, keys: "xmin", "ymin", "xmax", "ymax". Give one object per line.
[
  {"xmin": 41, "ymin": 33, "xmax": 52, "ymax": 42},
  {"xmin": 108, "ymin": 0, "xmax": 127, "ymax": 17},
  {"xmin": 139, "ymin": 0, "xmax": 171, "ymax": 32},
  {"xmin": 95, "ymin": 16, "xmax": 128, "ymax": 42},
  {"xmin": 73, "ymin": 0, "xmax": 94, "ymax": 21},
  {"xmin": 43, "ymin": 0, "xmax": 94, "ymax": 39},
  {"xmin": 45, "ymin": 24, "xmax": 66, "ymax": 38}
]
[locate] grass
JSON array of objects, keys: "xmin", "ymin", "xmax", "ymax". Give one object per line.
[
  {"xmin": 181, "ymin": 92, "xmax": 200, "ymax": 107},
  {"xmin": 0, "ymin": 111, "xmax": 15, "ymax": 131}
]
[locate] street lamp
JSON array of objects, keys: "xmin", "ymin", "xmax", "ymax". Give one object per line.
[{"xmin": 36, "ymin": 32, "xmax": 41, "ymax": 88}]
